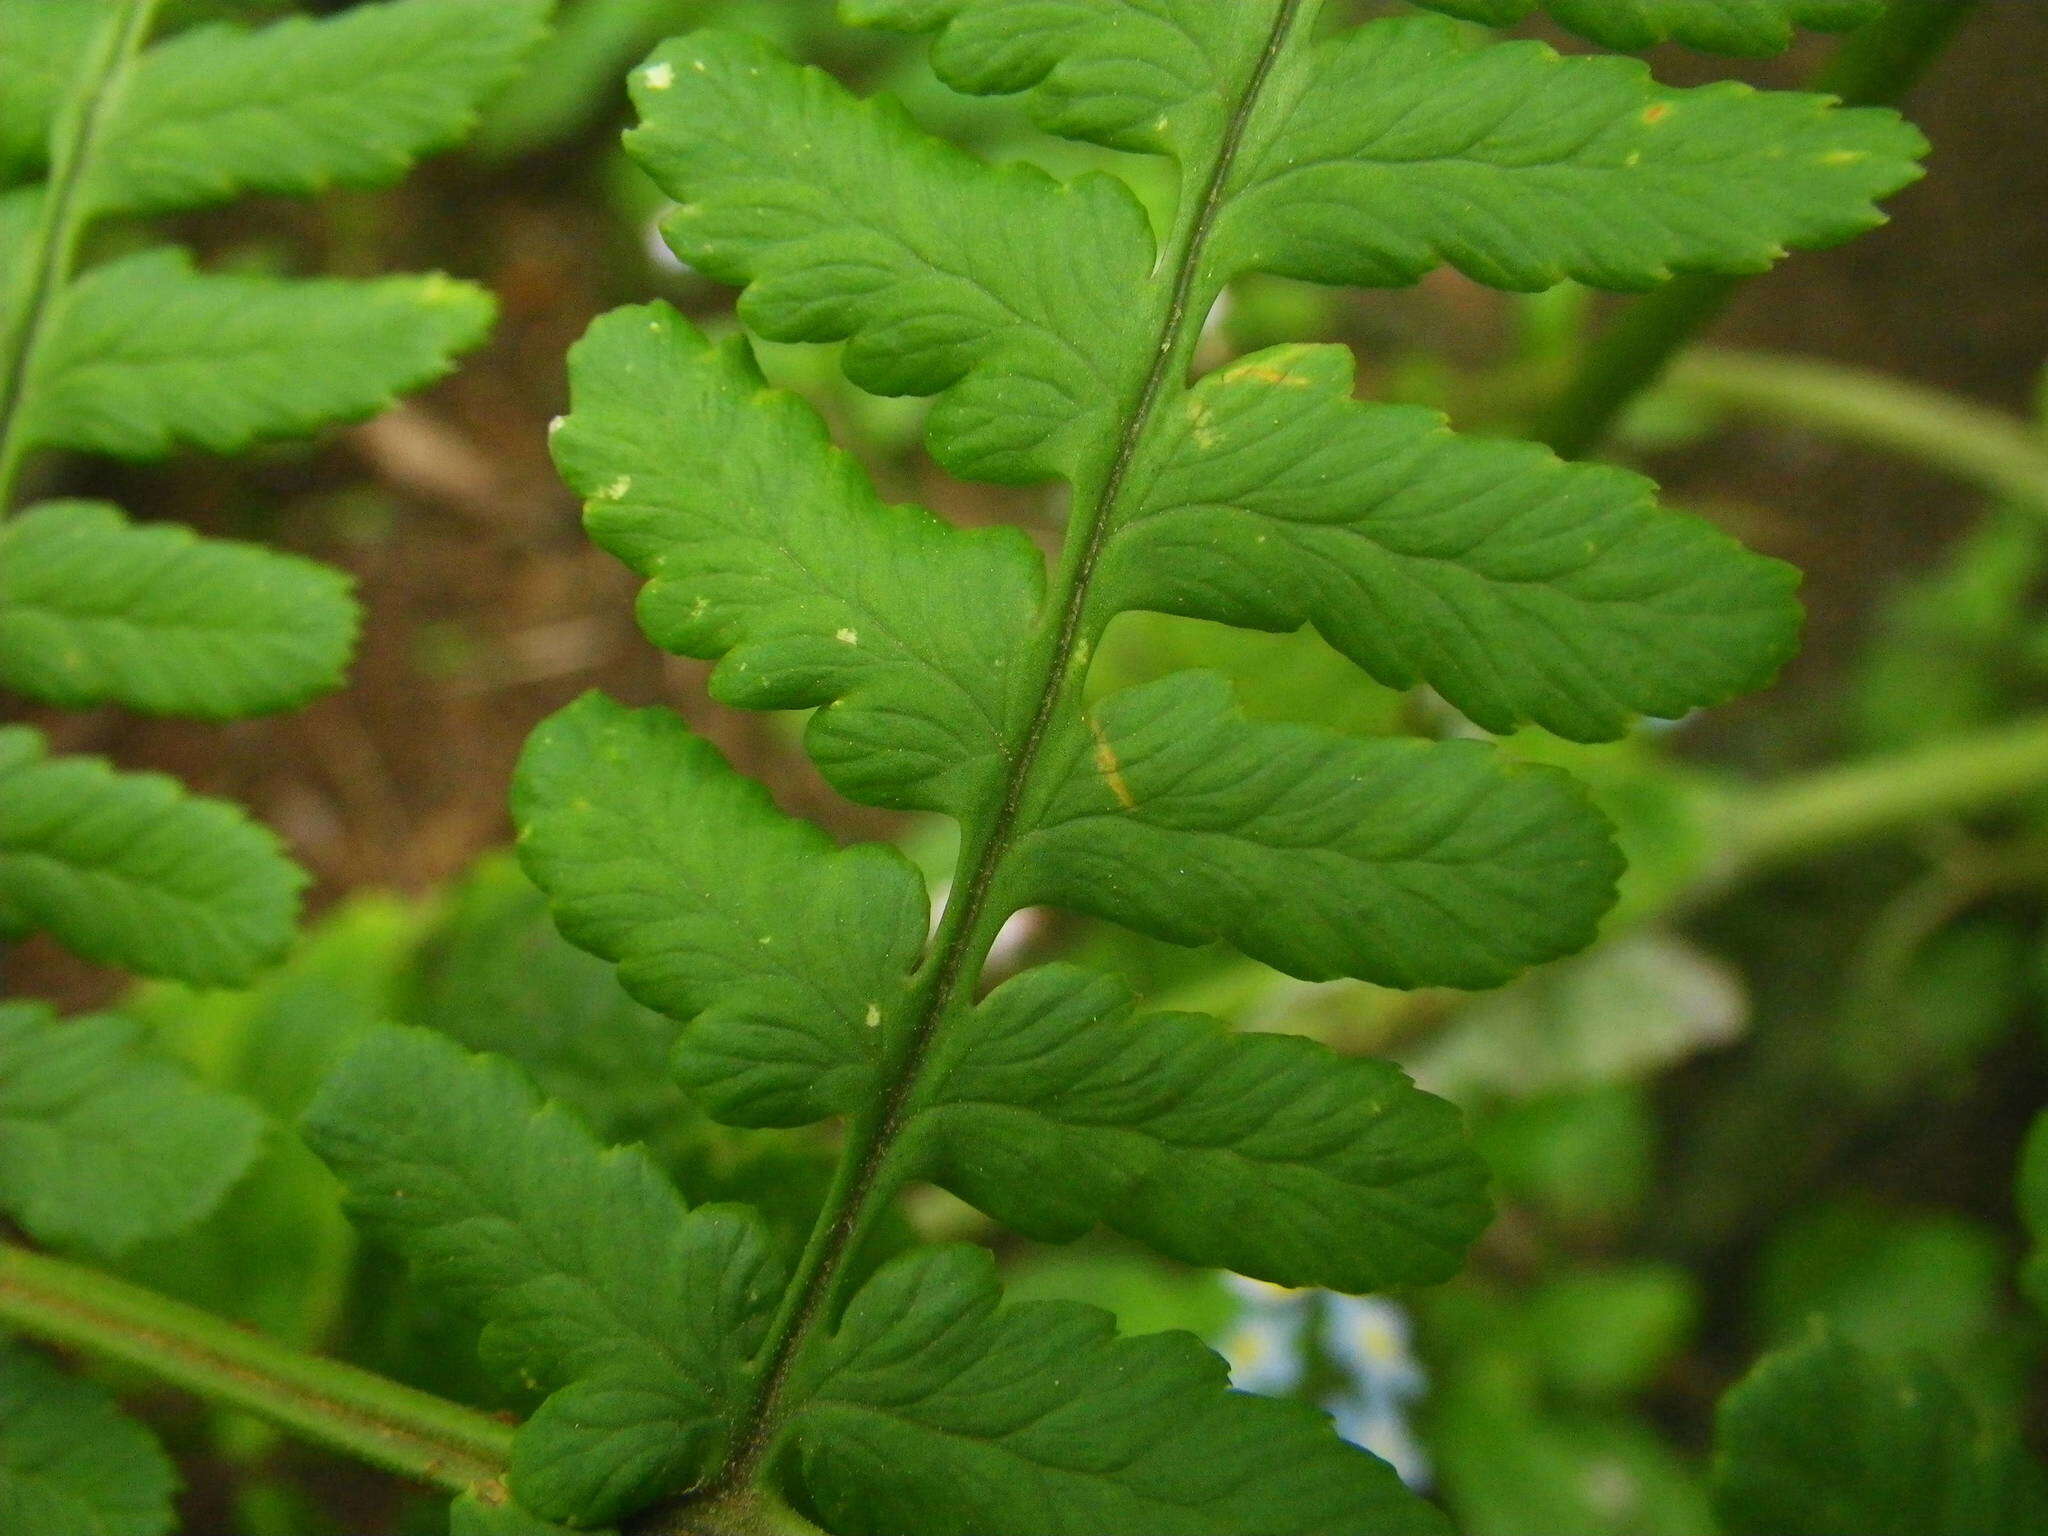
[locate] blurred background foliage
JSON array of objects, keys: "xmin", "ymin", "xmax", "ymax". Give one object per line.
[{"xmin": 6, "ymin": 1, "xmax": 2048, "ymax": 1531}]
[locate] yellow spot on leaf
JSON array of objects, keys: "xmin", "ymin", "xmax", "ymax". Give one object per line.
[
  {"xmin": 1088, "ymin": 715, "xmax": 1137, "ymax": 811},
  {"xmin": 836, "ymin": 628, "xmax": 859, "ymax": 645},
  {"xmin": 1221, "ymin": 363, "xmax": 1308, "ymax": 387},
  {"xmin": 643, "ymin": 62, "xmax": 675, "ymax": 90}
]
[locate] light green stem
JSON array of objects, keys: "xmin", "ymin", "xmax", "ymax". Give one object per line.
[
  {"xmin": 1665, "ymin": 348, "xmax": 2048, "ymax": 517},
  {"xmin": 0, "ymin": 0, "xmax": 158, "ymax": 512},
  {"xmin": 1537, "ymin": 0, "xmax": 1979, "ymax": 460},
  {"xmin": 0, "ymin": 1243, "xmax": 513, "ymax": 1496},
  {"xmin": 1725, "ymin": 714, "xmax": 2048, "ymax": 875}
]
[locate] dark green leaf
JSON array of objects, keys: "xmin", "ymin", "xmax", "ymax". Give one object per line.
[
  {"xmin": 780, "ymin": 1246, "xmax": 1448, "ymax": 1536},
  {"xmin": 1212, "ymin": 14, "xmax": 1925, "ymax": 292},
  {"xmin": 904, "ymin": 963, "xmax": 1489, "ymax": 1290},
  {"xmin": 1101, "ymin": 343, "xmax": 1800, "ymax": 739},
  {"xmin": 304, "ymin": 1026, "xmax": 784, "ymax": 1526},
  {"xmin": 1712, "ymin": 1330, "xmax": 2048, "ymax": 1536},
  {"xmin": 1010, "ymin": 672, "xmax": 1622, "ymax": 987},
  {"xmin": 0, "ymin": 1348, "xmax": 176, "ymax": 1536}
]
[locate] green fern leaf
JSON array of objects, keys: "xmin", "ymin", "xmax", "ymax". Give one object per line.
[
  {"xmin": 0, "ymin": 1001, "xmax": 263, "ymax": 1256},
  {"xmin": 26, "ymin": 252, "xmax": 494, "ymax": 458},
  {"xmin": 1410, "ymin": 0, "xmax": 1885, "ymax": 56},
  {"xmin": 904, "ymin": 963, "xmax": 1488, "ymax": 1290},
  {"xmin": 553, "ymin": 304, "xmax": 1040, "ymax": 814},
  {"xmin": 89, "ymin": 0, "xmax": 554, "ymax": 216},
  {"xmin": 514, "ymin": 694, "xmax": 927, "ymax": 1127},
  {"xmin": 488, "ymin": 4, "xmax": 1937, "ymax": 1526},
  {"xmin": 1099, "ymin": 343, "xmax": 1801, "ymax": 739},
  {"xmin": 0, "ymin": 0, "xmax": 97, "ymax": 185},
  {"xmin": 1207, "ymin": 15, "xmax": 1924, "ymax": 292},
  {"xmin": 841, "ymin": 0, "xmax": 1272, "ymax": 159},
  {"xmin": 779, "ymin": 1245, "xmax": 1448, "ymax": 1536},
  {"xmin": 1712, "ymin": 1330, "xmax": 2048, "ymax": 1535},
  {"xmin": 404, "ymin": 854, "xmax": 686, "ymax": 1148},
  {"xmin": 845, "ymin": 7, "xmax": 1922, "ymax": 293},
  {"xmin": 625, "ymin": 29, "xmax": 1154, "ymax": 482},
  {"xmin": 0, "ymin": 724, "xmax": 302, "ymax": 984},
  {"xmin": 303, "ymin": 1026, "xmax": 784, "ymax": 1526},
  {"xmin": 1012, "ymin": 672, "xmax": 1621, "ymax": 987},
  {"xmin": 852, "ymin": 4, "xmax": 1913, "ymax": 218},
  {"xmin": 0, "ymin": 500, "xmax": 357, "ymax": 718},
  {"xmin": 0, "ymin": 1348, "xmax": 176, "ymax": 1536}
]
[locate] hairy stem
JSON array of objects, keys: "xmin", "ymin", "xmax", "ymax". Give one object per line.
[
  {"xmin": 1664, "ymin": 348, "xmax": 2048, "ymax": 518},
  {"xmin": 648, "ymin": 6, "xmax": 1316, "ymax": 1530},
  {"xmin": 0, "ymin": 0, "xmax": 158, "ymax": 512},
  {"xmin": 1536, "ymin": 0, "xmax": 1979, "ymax": 460},
  {"xmin": 0, "ymin": 1243, "xmax": 512, "ymax": 1496}
]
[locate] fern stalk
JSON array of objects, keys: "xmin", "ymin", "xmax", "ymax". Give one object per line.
[
  {"xmin": 0, "ymin": 1244, "xmax": 512, "ymax": 1497},
  {"xmin": 1667, "ymin": 348, "xmax": 2048, "ymax": 520},
  {"xmin": 1728, "ymin": 713, "xmax": 2048, "ymax": 875},
  {"xmin": 0, "ymin": 0, "xmax": 159, "ymax": 510},
  {"xmin": 661, "ymin": 7, "xmax": 1320, "ymax": 1522}
]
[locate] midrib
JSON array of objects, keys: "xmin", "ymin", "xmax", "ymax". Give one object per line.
[
  {"xmin": 0, "ymin": 0, "xmax": 160, "ymax": 513},
  {"xmin": 647, "ymin": 5, "xmax": 1313, "ymax": 1530}
]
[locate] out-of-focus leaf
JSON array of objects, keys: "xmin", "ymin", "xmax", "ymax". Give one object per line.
[
  {"xmin": 1405, "ymin": 930, "xmax": 1745, "ymax": 1100},
  {"xmin": 0, "ymin": 1349, "xmax": 176, "ymax": 1536},
  {"xmin": 0, "ymin": 1002, "xmax": 262, "ymax": 1257},
  {"xmin": 1474, "ymin": 1083, "xmax": 1656, "ymax": 1231},
  {"xmin": 1755, "ymin": 1199, "xmax": 2035, "ymax": 1417},
  {"xmin": 1713, "ymin": 1330, "xmax": 2048, "ymax": 1536}
]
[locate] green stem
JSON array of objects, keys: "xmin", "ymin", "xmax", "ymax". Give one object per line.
[
  {"xmin": 1536, "ymin": 0, "xmax": 1979, "ymax": 460},
  {"xmin": 0, "ymin": 1244, "xmax": 512, "ymax": 1497},
  {"xmin": 646, "ymin": 6, "xmax": 1318, "ymax": 1531},
  {"xmin": 1664, "ymin": 348, "xmax": 2048, "ymax": 517},
  {"xmin": 1724, "ymin": 713, "xmax": 2048, "ymax": 875},
  {"xmin": 0, "ymin": 0, "xmax": 158, "ymax": 513}
]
